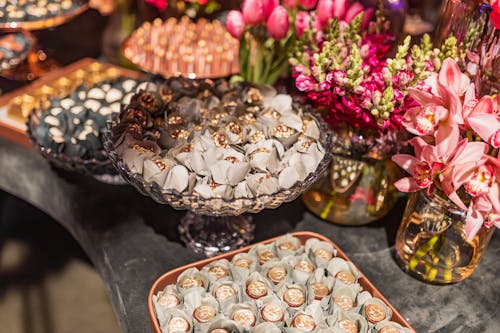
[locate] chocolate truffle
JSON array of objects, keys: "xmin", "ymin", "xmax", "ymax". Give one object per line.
[
  {"xmin": 365, "ymin": 303, "xmax": 386, "ymax": 324},
  {"xmin": 283, "ymin": 288, "xmax": 305, "ymax": 308},
  {"xmin": 246, "ymin": 281, "xmax": 268, "ymax": 299},
  {"xmin": 267, "ymin": 266, "xmax": 287, "ymax": 285},
  {"xmin": 232, "ymin": 309, "xmax": 256, "ymax": 327},
  {"xmin": 193, "ymin": 305, "xmax": 216, "ymax": 323},
  {"xmin": 260, "ymin": 304, "xmax": 284, "ymax": 322},
  {"xmin": 291, "ymin": 314, "xmax": 316, "ymax": 332},
  {"xmin": 167, "ymin": 316, "xmax": 190, "ymax": 332}
]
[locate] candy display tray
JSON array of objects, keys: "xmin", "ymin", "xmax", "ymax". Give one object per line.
[
  {"xmin": 148, "ymin": 231, "xmax": 415, "ymax": 332},
  {"xmin": 0, "ymin": 58, "xmax": 143, "ymax": 148}
]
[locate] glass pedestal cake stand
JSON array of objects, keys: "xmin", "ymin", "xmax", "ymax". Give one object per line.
[
  {"xmin": 103, "ymin": 117, "xmax": 333, "ymax": 257},
  {"xmin": 0, "ymin": 0, "xmax": 89, "ymax": 80}
]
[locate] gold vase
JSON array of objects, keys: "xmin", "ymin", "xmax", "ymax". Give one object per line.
[
  {"xmin": 302, "ymin": 125, "xmax": 401, "ymax": 226},
  {"xmin": 395, "ymin": 191, "xmax": 495, "ymax": 284}
]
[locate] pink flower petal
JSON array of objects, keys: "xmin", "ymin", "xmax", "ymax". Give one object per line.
[
  {"xmin": 435, "ymin": 122, "xmax": 460, "ymax": 159},
  {"xmin": 466, "ymin": 205, "xmax": 484, "ymax": 241},
  {"xmin": 450, "ymin": 140, "xmax": 488, "ymax": 165},
  {"xmin": 438, "ymin": 58, "xmax": 470, "ymax": 97},
  {"xmin": 407, "ymin": 87, "xmax": 442, "ymax": 106},
  {"xmin": 468, "ymin": 113, "xmax": 500, "ymax": 144},
  {"xmin": 394, "ymin": 177, "xmax": 422, "ymax": 192},
  {"xmin": 344, "ymin": 2, "xmax": 364, "ymax": 23},
  {"xmin": 392, "ymin": 154, "xmax": 420, "ymax": 175}
]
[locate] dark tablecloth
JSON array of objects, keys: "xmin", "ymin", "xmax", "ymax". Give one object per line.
[{"xmin": 0, "ymin": 138, "xmax": 498, "ymax": 333}]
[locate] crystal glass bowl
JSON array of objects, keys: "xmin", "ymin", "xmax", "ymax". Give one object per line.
[
  {"xmin": 27, "ymin": 107, "xmax": 126, "ymax": 185},
  {"xmin": 102, "ymin": 80, "xmax": 333, "ymax": 256}
]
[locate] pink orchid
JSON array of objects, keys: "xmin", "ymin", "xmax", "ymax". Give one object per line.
[
  {"xmin": 403, "ymin": 59, "xmax": 477, "ymax": 156},
  {"xmin": 436, "ymin": 58, "xmax": 471, "ymax": 123},
  {"xmin": 466, "ymin": 96, "xmax": 500, "ymax": 148},
  {"xmin": 392, "ymin": 137, "xmax": 444, "ymax": 193},
  {"xmin": 438, "ymin": 139, "xmax": 489, "ymax": 210},
  {"xmin": 464, "ymin": 157, "xmax": 500, "ymax": 239}
]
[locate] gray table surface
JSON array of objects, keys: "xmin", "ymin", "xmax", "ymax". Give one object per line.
[{"xmin": 0, "ymin": 137, "xmax": 498, "ymax": 333}]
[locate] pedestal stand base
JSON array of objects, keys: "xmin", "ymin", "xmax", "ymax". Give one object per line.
[{"xmin": 178, "ymin": 212, "xmax": 255, "ymax": 257}]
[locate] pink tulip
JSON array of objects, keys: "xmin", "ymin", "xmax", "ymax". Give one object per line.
[
  {"xmin": 344, "ymin": 2, "xmax": 364, "ymax": 23},
  {"xmin": 242, "ymin": 0, "xmax": 266, "ymax": 25},
  {"xmin": 267, "ymin": 5, "xmax": 290, "ymax": 40},
  {"xmin": 145, "ymin": 0, "xmax": 167, "ymax": 11},
  {"xmin": 332, "ymin": 0, "xmax": 348, "ymax": 20},
  {"xmin": 283, "ymin": 0, "xmax": 298, "ymax": 9},
  {"xmin": 226, "ymin": 10, "xmax": 246, "ymax": 39},
  {"xmin": 298, "ymin": 0, "xmax": 317, "ymax": 9},
  {"xmin": 317, "ymin": 0, "xmax": 335, "ymax": 28},
  {"xmin": 295, "ymin": 10, "xmax": 311, "ymax": 37},
  {"xmin": 263, "ymin": 0, "xmax": 279, "ymax": 20}
]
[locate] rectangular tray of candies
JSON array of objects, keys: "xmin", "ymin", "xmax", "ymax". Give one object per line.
[
  {"xmin": 0, "ymin": 58, "xmax": 142, "ymax": 147},
  {"xmin": 149, "ymin": 231, "xmax": 415, "ymax": 333}
]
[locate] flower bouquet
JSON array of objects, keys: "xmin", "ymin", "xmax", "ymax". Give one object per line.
[
  {"xmin": 392, "ymin": 57, "xmax": 499, "ymax": 283},
  {"xmin": 289, "ymin": 1, "xmax": 447, "ymax": 225},
  {"xmin": 145, "ymin": 0, "xmax": 220, "ymax": 18}
]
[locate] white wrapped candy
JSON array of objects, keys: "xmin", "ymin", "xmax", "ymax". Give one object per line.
[
  {"xmin": 270, "ymin": 94, "xmax": 292, "ymax": 114},
  {"xmin": 163, "ymin": 165, "xmax": 190, "ymax": 193},
  {"xmin": 278, "ymin": 166, "xmax": 303, "ymax": 189},
  {"xmin": 234, "ymin": 181, "xmax": 254, "ymax": 199},
  {"xmin": 211, "ymin": 160, "xmax": 250, "ymax": 186},
  {"xmin": 247, "ymin": 173, "xmax": 279, "ymax": 196}
]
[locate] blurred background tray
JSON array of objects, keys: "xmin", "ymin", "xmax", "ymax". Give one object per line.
[{"xmin": 0, "ymin": 57, "xmax": 143, "ymax": 147}]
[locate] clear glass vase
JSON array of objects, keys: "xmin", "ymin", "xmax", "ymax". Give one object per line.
[
  {"xmin": 395, "ymin": 191, "xmax": 495, "ymax": 284},
  {"xmin": 434, "ymin": 0, "xmax": 499, "ymax": 95},
  {"xmin": 302, "ymin": 126, "xmax": 401, "ymax": 226}
]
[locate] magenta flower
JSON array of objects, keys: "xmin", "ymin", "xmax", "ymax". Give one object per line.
[
  {"xmin": 145, "ymin": 0, "xmax": 168, "ymax": 11},
  {"xmin": 332, "ymin": 0, "xmax": 348, "ymax": 20},
  {"xmin": 242, "ymin": 0, "xmax": 266, "ymax": 25},
  {"xmin": 283, "ymin": 0, "xmax": 298, "ymax": 9},
  {"xmin": 317, "ymin": 0, "xmax": 335, "ymax": 28},
  {"xmin": 299, "ymin": 0, "xmax": 317, "ymax": 9},
  {"xmin": 296, "ymin": 74, "xmax": 316, "ymax": 91},
  {"xmin": 263, "ymin": 0, "xmax": 279, "ymax": 20},
  {"xmin": 295, "ymin": 11, "xmax": 311, "ymax": 37},
  {"xmin": 491, "ymin": 0, "xmax": 500, "ymax": 30},
  {"xmin": 344, "ymin": 2, "xmax": 364, "ymax": 23},
  {"xmin": 226, "ymin": 10, "xmax": 246, "ymax": 39},
  {"xmin": 266, "ymin": 5, "xmax": 290, "ymax": 40}
]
